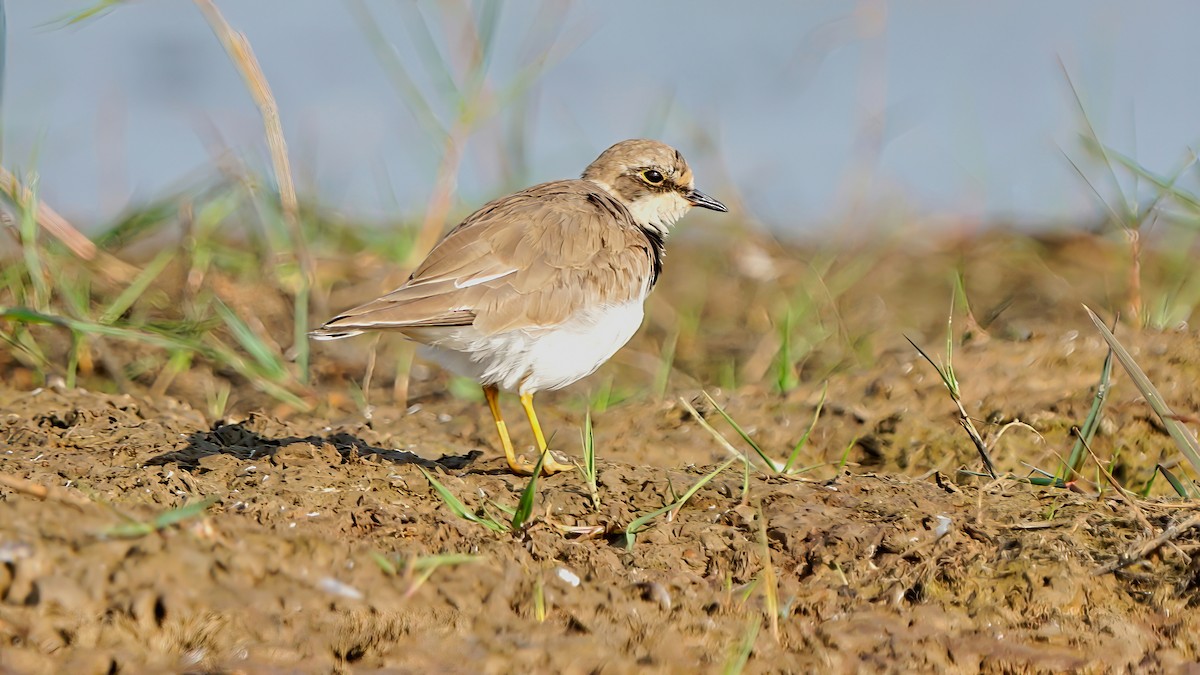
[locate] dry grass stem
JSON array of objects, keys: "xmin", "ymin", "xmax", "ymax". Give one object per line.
[
  {"xmin": 191, "ymin": 0, "xmax": 313, "ymax": 288},
  {"xmin": 1096, "ymin": 514, "xmax": 1200, "ymax": 575},
  {"xmin": 0, "ymin": 167, "xmax": 137, "ymax": 282},
  {"xmin": 0, "ymin": 472, "xmax": 91, "ymax": 508}
]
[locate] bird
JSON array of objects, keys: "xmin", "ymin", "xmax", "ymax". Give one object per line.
[{"xmin": 310, "ymin": 139, "xmax": 727, "ymax": 475}]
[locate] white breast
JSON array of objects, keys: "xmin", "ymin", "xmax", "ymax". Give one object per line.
[{"xmin": 412, "ymin": 298, "xmax": 646, "ymax": 394}]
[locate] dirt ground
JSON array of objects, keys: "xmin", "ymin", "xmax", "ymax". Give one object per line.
[{"xmin": 3, "ymin": 231, "xmax": 1200, "ymax": 673}]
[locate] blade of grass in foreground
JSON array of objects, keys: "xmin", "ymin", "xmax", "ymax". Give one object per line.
[
  {"xmin": 17, "ymin": 173, "xmax": 49, "ymax": 310},
  {"xmin": 576, "ymin": 410, "xmax": 600, "ymax": 509},
  {"xmin": 213, "ymin": 298, "xmax": 288, "ymax": 381},
  {"xmin": 703, "ymin": 392, "xmax": 776, "ymax": 471},
  {"xmin": 783, "ymin": 383, "xmax": 827, "ymax": 473},
  {"xmin": 722, "ymin": 616, "xmax": 760, "ymax": 675},
  {"xmin": 625, "ymin": 457, "xmax": 736, "ymax": 551},
  {"xmin": 680, "ymin": 396, "xmax": 758, "ymax": 469},
  {"xmin": 1061, "ymin": 345, "xmax": 1114, "ymax": 481},
  {"xmin": 1155, "ymin": 464, "xmax": 1197, "ymax": 499},
  {"xmin": 1084, "ymin": 305, "xmax": 1200, "ymax": 478},
  {"xmin": 905, "ymin": 334, "xmax": 998, "ymax": 479},
  {"xmin": 103, "ymin": 495, "xmax": 219, "ymax": 539},
  {"xmin": 418, "ymin": 466, "xmax": 507, "ymax": 533},
  {"xmin": 510, "ymin": 449, "xmax": 547, "ymax": 532},
  {"xmin": 98, "ymin": 249, "xmax": 175, "ymax": 325}
]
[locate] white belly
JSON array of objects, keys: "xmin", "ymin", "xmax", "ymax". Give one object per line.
[{"xmin": 412, "ymin": 299, "xmax": 645, "ymax": 394}]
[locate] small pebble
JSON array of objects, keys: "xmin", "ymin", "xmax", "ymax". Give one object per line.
[
  {"xmin": 317, "ymin": 577, "xmax": 363, "ymax": 600},
  {"xmin": 555, "ymin": 566, "xmax": 581, "ymax": 587}
]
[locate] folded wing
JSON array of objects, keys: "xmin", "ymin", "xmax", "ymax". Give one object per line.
[{"xmin": 311, "ymin": 180, "xmax": 654, "ymax": 341}]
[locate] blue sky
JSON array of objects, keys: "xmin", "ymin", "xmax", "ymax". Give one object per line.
[{"xmin": 6, "ymin": 1, "xmax": 1199, "ymax": 233}]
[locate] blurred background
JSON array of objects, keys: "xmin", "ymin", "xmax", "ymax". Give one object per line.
[
  {"xmin": 2, "ymin": 0, "xmax": 1200, "ymax": 422},
  {"xmin": 6, "ymin": 0, "xmax": 1200, "ymax": 234}
]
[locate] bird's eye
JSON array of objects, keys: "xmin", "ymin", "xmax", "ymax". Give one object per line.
[{"xmin": 641, "ymin": 169, "xmax": 665, "ymax": 185}]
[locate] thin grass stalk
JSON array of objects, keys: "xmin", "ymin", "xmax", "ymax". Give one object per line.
[
  {"xmin": 722, "ymin": 617, "xmax": 760, "ymax": 675},
  {"xmin": 653, "ymin": 327, "xmax": 679, "ymax": 401},
  {"xmin": 1085, "ymin": 306, "xmax": 1200, "ymax": 477},
  {"xmin": 1062, "ymin": 346, "xmax": 1113, "ymax": 480},
  {"xmin": 16, "ymin": 172, "xmax": 48, "ymax": 309},
  {"xmin": 625, "ymin": 457, "xmax": 736, "ymax": 550},
  {"xmin": 756, "ymin": 506, "xmax": 780, "ymax": 642},
  {"xmin": 681, "ymin": 396, "xmax": 761, "ymax": 469},
  {"xmin": 702, "ymin": 391, "xmax": 776, "ymax": 472},
  {"xmin": 577, "ymin": 409, "xmax": 600, "ymax": 509},
  {"xmin": 345, "ymin": 0, "xmax": 447, "ymax": 140},
  {"xmin": 1076, "ymin": 428, "xmax": 1153, "ymax": 533},
  {"xmin": 99, "ymin": 249, "xmax": 174, "ymax": 324},
  {"xmin": 510, "ymin": 449, "xmax": 547, "ymax": 532},
  {"xmin": 418, "ymin": 466, "xmax": 507, "ymax": 533},
  {"xmin": 905, "ymin": 335, "xmax": 998, "ymax": 478},
  {"xmin": 0, "ymin": 168, "xmax": 136, "ymax": 282},
  {"xmin": 192, "ymin": 0, "xmax": 314, "ymax": 383},
  {"xmin": 783, "ymin": 383, "xmax": 827, "ymax": 473}
]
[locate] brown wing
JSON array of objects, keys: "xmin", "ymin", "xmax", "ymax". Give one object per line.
[{"xmin": 315, "ymin": 180, "xmax": 654, "ymax": 337}]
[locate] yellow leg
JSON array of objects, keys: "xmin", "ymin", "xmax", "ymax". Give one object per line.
[
  {"xmin": 519, "ymin": 392, "xmax": 574, "ymax": 475},
  {"xmin": 484, "ymin": 385, "xmax": 536, "ymax": 475}
]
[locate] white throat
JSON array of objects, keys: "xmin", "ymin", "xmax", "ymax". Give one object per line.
[{"xmin": 590, "ymin": 179, "xmax": 690, "ymax": 237}]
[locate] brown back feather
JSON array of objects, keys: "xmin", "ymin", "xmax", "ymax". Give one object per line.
[{"xmin": 318, "ymin": 179, "xmax": 655, "ymax": 337}]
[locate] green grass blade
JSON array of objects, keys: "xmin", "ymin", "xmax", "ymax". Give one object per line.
[
  {"xmin": 775, "ymin": 308, "xmax": 797, "ymax": 392},
  {"xmin": 0, "ymin": 309, "xmax": 305, "ymax": 409},
  {"xmin": 783, "ymin": 383, "xmax": 827, "ymax": 473},
  {"xmin": 1156, "ymin": 464, "xmax": 1197, "ymax": 499},
  {"xmin": 905, "ymin": 336, "xmax": 956, "ymax": 399},
  {"xmin": 103, "ymin": 495, "xmax": 218, "ymax": 538},
  {"xmin": 489, "ymin": 501, "xmax": 516, "ymax": 518},
  {"xmin": 369, "ymin": 551, "xmax": 399, "ymax": 575},
  {"xmin": 835, "ymin": 436, "xmax": 858, "ymax": 473},
  {"xmin": 703, "ymin": 391, "xmax": 777, "ymax": 472},
  {"xmin": 680, "ymin": 397, "xmax": 764, "ymax": 470},
  {"xmin": 212, "ymin": 298, "xmax": 287, "ymax": 381},
  {"xmin": 202, "ymin": 336, "xmax": 309, "ymax": 409},
  {"xmin": 576, "ymin": 409, "xmax": 600, "ymax": 509},
  {"xmin": 583, "ymin": 409, "xmax": 596, "ymax": 480},
  {"xmin": 99, "ymin": 249, "xmax": 175, "ymax": 324},
  {"xmin": 152, "ymin": 495, "xmax": 219, "ymax": 529},
  {"xmin": 52, "ymin": 0, "xmax": 124, "ymax": 26},
  {"xmin": 1062, "ymin": 346, "xmax": 1113, "ymax": 479},
  {"xmin": 625, "ymin": 457, "xmax": 736, "ymax": 550},
  {"xmin": 411, "ymin": 553, "xmax": 479, "ymax": 571},
  {"xmin": 1083, "ymin": 138, "xmax": 1200, "ymax": 213},
  {"xmin": 652, "ymin": 328, "xmax": 679, "ymax": 400},
  {"xmin": 17, "ymin": 173, "xmax": 48, "ymax": 309},
  {"xmin": 94, "ymin": 196, "xmax": 180, "ymax": 249},
  {"xmin": 418, "ymin": 466, "xmax": 507, "ymax": 533},
  {"xmin": 1084, "ymin": 306, "xmax": 1200, "ymax": 477},
  {"xmin": 722, "ymin": 616, "xmax": 760, "ymax": 675},
  {"xmin": 510, "ymin": 450, "xmax": 546, "ymax": 532},
  {"xmin": 2, "ymin": 307, "xmax": 194, "ymax": 351},
  {"xmin": 1152, "ymin": 461, "xmax": 1190, "ymax": 499},
  {"xmin": 292, "ymin": 282, "xmax": 310, "ymax": 384}
]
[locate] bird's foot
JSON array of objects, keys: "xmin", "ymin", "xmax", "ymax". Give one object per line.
[{"xmin": 507, "ymin": 449, "xmax": 574, "ymax": 476}]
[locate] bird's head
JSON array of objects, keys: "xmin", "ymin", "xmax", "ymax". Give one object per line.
[{"xmin": 582, "ymin": 139, "xmax": 727, "ymax": 236}]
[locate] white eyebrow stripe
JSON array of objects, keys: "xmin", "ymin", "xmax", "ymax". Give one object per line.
[{"xmin": 454, "ymin": 268, "xmax": 517, "ymax": 289}]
